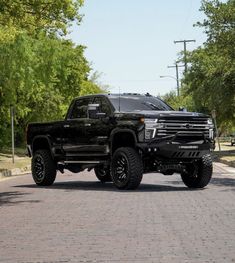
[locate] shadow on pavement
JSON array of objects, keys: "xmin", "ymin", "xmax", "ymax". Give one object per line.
[
  {"xmin": 168, "ymin": 177, "xmax": 235, "ymax": 189},
  {"xmin": 210, "ymin": 177, "xmax": 235, "ymax": 189},
  {"xmin": 15, "ymin": 180, "xmax": 190, "ymax": 192},
  {"xmin": 0, "ymin": 191, "xmax": 40, "ymax": 206}
]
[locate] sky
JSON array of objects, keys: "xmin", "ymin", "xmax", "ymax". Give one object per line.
[{"xmin": 69, "ymin": 0, "xmax": 207, "ymax": 96}]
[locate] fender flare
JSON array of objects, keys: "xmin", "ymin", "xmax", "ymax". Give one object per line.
[
  {"xmin": 109, "ymin": 128, "xmax": 137, "ymax": 153},
  {"xmin": 32, "ymin": 135, "xmax": 54, "ymax": 158}
]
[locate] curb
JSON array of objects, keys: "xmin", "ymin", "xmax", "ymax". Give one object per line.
[{"xmin": 0, "ymin": 165, "xmax": 31, "ymax": 179}]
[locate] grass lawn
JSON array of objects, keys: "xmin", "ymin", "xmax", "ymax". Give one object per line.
[
  {"xmin": 213, "ymin": 142, "xmax": 235, "ymax": 167},
  {"xmin": 0, "ymin": 147, "xmax": 31, "ymax": 171}
]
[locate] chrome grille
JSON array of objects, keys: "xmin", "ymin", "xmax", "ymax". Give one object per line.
[{"xmin": 156, "ymin": 117, "xmax": 210, "ymax": 138}]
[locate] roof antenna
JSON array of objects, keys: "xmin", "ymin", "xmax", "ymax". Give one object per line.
[{"xmin": 118, "ymin": 87, "xmax": 121, "ymax": 112}]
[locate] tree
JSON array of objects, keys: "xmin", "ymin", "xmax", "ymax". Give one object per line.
[
  {"xmin": 0, "ymin": 0, "xmax": 107, "ymax": 148},
  {"xmin": 182, "ymin": 0, "xmax": 235, "ymax": 133},
  {"xmin": 197, "ymin": 0, "xmax": 235, "ymax": 47},
  {"xmin": 0, "ymin": 0, "xmax": 84, "ymax": 35},
  {"xmin": 162, "ymin": 90, "xmax": 195, "ymax": 112},
  {"xmin": 0, "ymin": 32, "xmax": 104, "ymax": 147}
]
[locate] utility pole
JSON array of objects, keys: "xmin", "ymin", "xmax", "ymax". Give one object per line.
[
  {"xmin": 174, "ymin": 39, "xmax": 196, "ymax": 72},
  {"xmin": 10, "ymin": 106, "xmax": 15, "ymax": 163},
  {"xmin": 167, "ymin": 62, "xmax": 184, "ymax": 96}
]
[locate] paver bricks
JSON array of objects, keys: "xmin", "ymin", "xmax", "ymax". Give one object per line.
[{"xmin": 0, "ymin": 163, "xmax": 234, "ymax": 263}]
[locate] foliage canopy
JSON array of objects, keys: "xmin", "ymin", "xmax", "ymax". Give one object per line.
[
  {"xmin": 164, "ymin": 0, "xmax": 235, "ymax": 133},
  {"xmin": 0, "ymin": 0, "xmax": 84, "ymax": 35},
  {"xmin": 0, "ymin": 0, "xmax": 104, "ymax": 148}
]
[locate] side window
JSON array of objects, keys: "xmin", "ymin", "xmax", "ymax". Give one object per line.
[
  {"xmin": 70, "ymin": 98, "xmax": 92, "ymax": 119},
  {"xmin": 93, "ymin": 97, "xmax": 112, "ymax": 115}
]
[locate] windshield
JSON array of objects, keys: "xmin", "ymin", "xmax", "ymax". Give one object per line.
[{"xmin": 109, "ymin": 95, "xmax": 173, "ymax": 112}]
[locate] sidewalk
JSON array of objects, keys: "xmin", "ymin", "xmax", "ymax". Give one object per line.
[{"xmin": 213, "ymin": 161, "xmax": 235, "ymax": 174}]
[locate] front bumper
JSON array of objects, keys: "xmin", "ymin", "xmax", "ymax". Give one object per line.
[{"xmin": 137, "ymin": 133, "xmax": 214, "ymax": 159}]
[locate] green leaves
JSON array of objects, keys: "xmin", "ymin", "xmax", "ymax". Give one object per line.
[
  {"xmin": 0, "ymin": 31, "xmax": 104, "ymax": 147},
  {"xmin": 164, "ymin": 1, "xmax": 235, "ymax": 133},
  {"xmin": 0, "ymin": 0, "xmax": 84, "ymax": 36},
  {"xmin": 198, "ymin": 0, "xmax": 235, "ymax": 45},
  {"xmin": 0, "ymin": 1, "xmax": 104, "ymax": 148},
  {"xmin": 183, "ymin": 0, "xmax": 235, "ymax": 133}
]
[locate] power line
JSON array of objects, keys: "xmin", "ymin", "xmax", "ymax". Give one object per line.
[{"xmin": 174, "ymin": 39, "xmax": 196, "ymax": 72}]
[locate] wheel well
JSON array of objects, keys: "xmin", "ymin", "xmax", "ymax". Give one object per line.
[
  {"xmin": 32, "ymin": 138, "xmax": 50, "ymax": 154},
  {"xmin": 112, "ymin": 132, "xmax": 136, "ymax": 153}
]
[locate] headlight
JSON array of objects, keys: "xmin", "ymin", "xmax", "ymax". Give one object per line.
[
  {"xmin": 145, "ymin": 129, "xmax": 155, "ymax": 140},
  {"xmin": 207, "ymin": 119, "xmax": 214, "ymax": 139},
  {"xmin": 207, "ymin": 118, "xmax": 213, "ymax": 125},
  {"xmin": 144, "ymin": 119, "xmax": 160, "ymax": 140}
]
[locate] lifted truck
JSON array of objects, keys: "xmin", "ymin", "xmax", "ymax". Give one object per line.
[{"xmin": 26, "ymin": 93, "xmax": 214, "ymax": 190}]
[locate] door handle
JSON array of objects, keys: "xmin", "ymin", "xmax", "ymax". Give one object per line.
[{"xmin": 64, "ymin": 124, "xmax": 70, "ymax": 128}]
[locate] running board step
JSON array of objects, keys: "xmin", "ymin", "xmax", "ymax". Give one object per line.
[{"xmin": 63, "ymin": 160, "xmax": 103, "ymax": 164}]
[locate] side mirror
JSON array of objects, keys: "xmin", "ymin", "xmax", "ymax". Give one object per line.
[
  {"xmin": 179, "ymin": 107, "xmax": 187, "ymax": 112},
  {"xmin": 87, "ymin": 104, "xmax": 106, "ymax": 119}
]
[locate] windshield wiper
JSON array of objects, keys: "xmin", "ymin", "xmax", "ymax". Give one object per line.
[{"xmin": 143, "ymin": 102, "xmax": 163, "ymax": 110}]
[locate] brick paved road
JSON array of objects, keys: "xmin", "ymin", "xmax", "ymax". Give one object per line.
[{"xmin": 0, "ymin": 162, "xmax": 234, "ymax": 263}]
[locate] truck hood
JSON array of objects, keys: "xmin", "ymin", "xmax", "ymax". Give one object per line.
[{"xmin": 114, "ymin": 110, "xmax": 209, "ymax": 119}]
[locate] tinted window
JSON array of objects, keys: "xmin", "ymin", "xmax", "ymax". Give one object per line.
[
  {"xmin": 109, "ymin": 96, "xmax": 173, "ymax": 112},
  {"xmin": 70, "ymin": 98, "xmax": 92, "ymax": 119},
  {"xmin": 93, "ymin": 96, "xmax": 112, "ymax": 115}
]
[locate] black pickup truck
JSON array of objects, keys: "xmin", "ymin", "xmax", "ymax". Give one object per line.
[{"xmin": 26, "ymin": 93, "xmax": 214, "ymax": 190}]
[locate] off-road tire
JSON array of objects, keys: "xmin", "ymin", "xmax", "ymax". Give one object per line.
[
  {"xmin": 32, "ymin": 150, "xmax": 57, "ymax": 186},
  {"xmin": 94, "ymin": 165, "xmax": 112, "ymax": 183},
  {"xmin": 111, "ymin": 147, "xmax": 143, "ymax": 190},
  {"xmin": 181, "ymin": 154, "xmax": 213, "ymax": 188}
]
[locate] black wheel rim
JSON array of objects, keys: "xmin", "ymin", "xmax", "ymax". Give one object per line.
[
  {"xmin": 185, "ymin": 163, "xmax": 198, "ymax": 178},
  {"xmin": 34, "ymin": 155, "xmax": 45, "ymax": 180},
  {"xmin": 113, "ymin": 154, "xmax": 129, "ymax": 185},
  {"xmin": 182, "ymin": 163, "xmax": 198, "ymax": 182}
]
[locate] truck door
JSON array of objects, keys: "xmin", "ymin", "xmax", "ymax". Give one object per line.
[
  {"xmin": 84, "ymin": 96, "xmax": 114, "ymax": 154},
  {"xmin": 62, "ymin": 97, "xmax": 93, "ymax": 157}
]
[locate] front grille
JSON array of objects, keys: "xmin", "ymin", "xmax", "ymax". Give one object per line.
[{"xmin": 156, "ymin": 117, "xmax": 209, "ymax": 138}]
